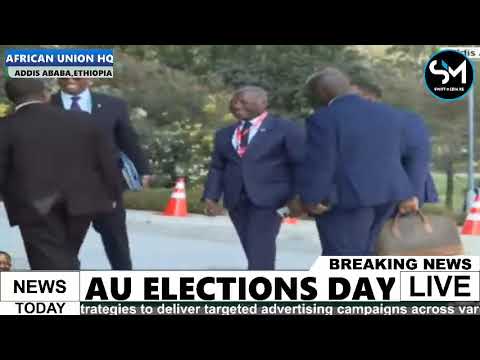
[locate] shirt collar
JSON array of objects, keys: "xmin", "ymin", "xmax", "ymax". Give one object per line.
[
  {"xmin": 328, "ymin": 92, "xmax": 357, "ymax": 107},
  {"xmin": 15, "ymin": 100, "xmax": 44, "ymax": 111},
  {"xmin": 61, "ymin": 88, "xmax": 91, "ymax": 102},
  {"xmin": 241, "ymin": 111, "xmax": 269, "ymax": 127}
]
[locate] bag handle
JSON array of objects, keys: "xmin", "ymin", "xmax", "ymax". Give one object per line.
[{"xmin": 391, "ymin": 209, "xmax": 433, "ymax": 240}]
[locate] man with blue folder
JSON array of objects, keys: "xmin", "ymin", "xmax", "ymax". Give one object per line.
[{"xmin": 51, "ymin": 78, "xmax": 153, "ymax": 270}]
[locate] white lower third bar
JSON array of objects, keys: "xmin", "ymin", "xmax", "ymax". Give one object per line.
[{"xmin": 0, "ymin": 302, "xmax": 80, "ymax": 315}]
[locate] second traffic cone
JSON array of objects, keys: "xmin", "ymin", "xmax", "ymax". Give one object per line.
[
  {"xmin": 462, "ymin": 195, "xmax": 480, "ymax": 235},
  {"xmin": 163, "ymin": 178, "xmax": 188, "ymax": 217},
  {"xmin": 283, "ymin": 217, "xmax": 298, "ymax": 224}
]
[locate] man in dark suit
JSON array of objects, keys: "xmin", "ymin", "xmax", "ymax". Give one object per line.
[
  {"xmin": 352, "ymin": 80, "xmax": 439, "ymax": 206},
  {"xmin": 51, "ymin": 78, "xmax": 152, "ymax": 270},
  {"xmin": 203, "ymin": 86, "xmax": 305, "ymax": 270},
  {"xmin": 0, "ymin": 79, "xmax": 121, "ymax": 270},
  {"xmin": 301, "ymin": 68, "xmax": 418, "ymax": 255}
]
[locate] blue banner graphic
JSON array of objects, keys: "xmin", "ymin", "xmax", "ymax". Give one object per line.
[{"xmin": 4, "ymin": 49, "xmax": 114, "ymax": 67}]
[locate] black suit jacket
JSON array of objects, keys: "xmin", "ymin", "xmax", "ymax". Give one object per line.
[
  {"xmin": 50, "ymin": 91, "xmax": 151, "ymax": 177},
  {"xmin": 0, "ymin": 103, "xmax": 122, "ymax": 226}
]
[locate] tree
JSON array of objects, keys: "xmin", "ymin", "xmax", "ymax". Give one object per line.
[{"xmin": 380, "ymin": 45, "xmax": 478, "ymax": 211}]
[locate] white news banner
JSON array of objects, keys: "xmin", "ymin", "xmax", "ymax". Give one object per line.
[{"xmin": 1, "ymin": 256, "xmax": 480, "ymax": 315}]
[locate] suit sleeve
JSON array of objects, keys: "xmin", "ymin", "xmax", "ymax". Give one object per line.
[
  {"xmin": 401, "ymin": 116, "xmax": 431, "ymax": 204},
  {"xmin": 93, "ymin": 126, "xmax": 123, "ymax": 201},
  {"xmin": 284, "ymin": 121, "xmax": 306, "ymax": 198},
  {"xmin": 300, "ymin": 113, "xmax": 337, "ymax": 206},
  {"xmin": 424, "ymin": 172, "xmax": 439, "ymax": 203},
  {"xmin": 202, "ymin": 131, "xmax": 225, "ymax": 202},
  {"xmin": 0, "ymin": 121, "xmax": 10, "ymax": 193},
  {"xmin": 114, "ymin": 100, "xmax": 151, "ymax": 176}
]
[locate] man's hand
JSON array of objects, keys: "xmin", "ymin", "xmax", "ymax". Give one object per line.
[
  {"xmin": 287, "ymin": 198, "xmax": 305, "ymax": 218},
  {"xmin": 142, "ymin": 175, "xmax": 155, "ymax": 188},
  {"xmin": 204, "ymin": 199, "xmax": 224, "ymax": 217},
  {"xmin": 305, "ymin": 202, "xmax": 330, "ymax": 216},
  {"xmin": 398, "ymin": 196, "xmax": 419, "ymax": 215}
]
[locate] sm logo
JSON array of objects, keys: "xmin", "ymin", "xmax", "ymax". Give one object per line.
[
  {"xmin": 424, "ymin": 50, "xmax": 475, "ymax": 101},
  {"xmin": 429, "ymin": 59, "xmax": 467, "ymax": 85}
]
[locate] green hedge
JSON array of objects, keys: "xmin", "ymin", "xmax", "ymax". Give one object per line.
[
  {"xmin": 123, "ymin": 189, "xmax": 466, "ymax": 225},
  {"xmin": 123, "ymin": 186, "xmax": 206, "ymax": 214},
  {"xmin": 421, "ymin": 203, "xmax": 464, "ymax": 225}
]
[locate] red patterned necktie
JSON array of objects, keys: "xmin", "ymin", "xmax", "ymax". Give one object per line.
[{"xmin": 237, "ymin": 121, "xmax": 252, "ymax": 157}]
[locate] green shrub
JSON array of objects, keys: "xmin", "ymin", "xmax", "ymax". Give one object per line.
[
  {"xmin": 0, "ymin": 101, "xmax": 12, "ymax": 118},
  {"xmin": 421, "ymin": 203, "xmax": 457, "ymax": 218},
  {"xmin": 93, "ymin": 54, "xmax": 235, "ymax": 188},
  {"xmin": 123, "ymin": 186, "xmax": 206, "ymax": 214},
  {"xmin": 421, "ymin": 203, "xmax": 465, "ymax": 225},
  {"xmin": 141, "ymin": 119, "xmax": 214, "ymax": 188}
]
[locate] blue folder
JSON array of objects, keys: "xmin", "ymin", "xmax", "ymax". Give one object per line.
[{"xmin": 119, "ymin": 152, "xmax": 143, "ymax": 191}]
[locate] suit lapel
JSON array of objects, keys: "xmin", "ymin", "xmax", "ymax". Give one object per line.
[
  {"xmin": 224, "ymin": 124, "xmax": 240, "ymax": 160},
  {"xmin": 50, "ymin": 93, "xmax": 63, "ymax": 108},
  {"xmin": 242, "ymin": 115, "xmax": 276, "ymax": 159},
  {"xmin": 51, "ymin": 91, "xmax": 102, "ymax": 114},
  {"xmin": 91, "ymin": 92, "xmax": 103, "ymax": 114}
]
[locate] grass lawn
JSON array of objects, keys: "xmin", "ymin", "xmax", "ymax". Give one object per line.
[{"xmin": 431, "ymin": 172, "xmax": 475, "ymax": 214}]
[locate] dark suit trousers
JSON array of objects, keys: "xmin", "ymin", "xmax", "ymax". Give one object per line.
[
  {"xmin": 19, "ymin": 203, "xmax": 91, "ymax": 270},
  {"xmin": 228, "ymin": 192, "xmax": 282, "ymax": 270},
  {"xmin": 92, "ymin": 198, "xmax": 132, "ymax": 270},
  {"xmin": 315, "ymin": 202, "xmax": 397, "ymax": 256}
]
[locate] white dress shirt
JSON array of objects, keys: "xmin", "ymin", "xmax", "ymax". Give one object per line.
[
  {"xmin": 231, "ymin": 111, "xmax": 268, "ymax": 150},
  {"xmin": 60, "ymin": 88, "xmax": 93, "ymax": 113}
]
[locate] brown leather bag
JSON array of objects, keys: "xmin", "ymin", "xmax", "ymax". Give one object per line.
[{"xmin": 376, "ymin": 210, "xmax": 463, "ymax": 256}]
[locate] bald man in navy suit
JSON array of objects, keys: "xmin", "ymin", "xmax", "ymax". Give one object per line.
[
  {"xmin": 352, "ymin": 80, "xmax": 439, "ymax": 206},
  {"xmin": 203, "ymin": 86, "xmax": 305, "ymax": 270},
  {"xmin": 301, "ymin": 69, "xmax": 417, "ymax": 255}
]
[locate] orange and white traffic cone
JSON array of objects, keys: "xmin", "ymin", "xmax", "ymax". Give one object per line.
[
  {"xmin": 283, "ymin": 217, "xmax": 299, "ymax": 225},
  {"xmin": 462, "ymin": 195, "xmax": 480, "ymax": 235},
  {"xmin": 163, "ymin": 178, "xmax": 188, "ymax": 217}
]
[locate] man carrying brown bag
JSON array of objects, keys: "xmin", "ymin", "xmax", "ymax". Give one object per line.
[
  {"xmin": 374, "ymin": 107, "xmax": 463, "ymax": 256},
  {"xmin": 350, "ymin": 79, "xmax": 462, "ymax": 256}
]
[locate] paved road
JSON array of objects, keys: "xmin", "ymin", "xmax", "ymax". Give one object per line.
[
  {"xmin": 0, "ymin": 203, "xmax": 321, "ymax": 270},
  {"xmin": 2, "ymin": 203, "xmax": 479, "ymax": 271}
]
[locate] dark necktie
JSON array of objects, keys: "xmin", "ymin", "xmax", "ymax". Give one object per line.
[
  {"xmin": 70, "ymin": 96, "xmax": 82, "ymax": 111},
  {"xmin": 237, "ymin": 121, "xmax": 252, "ymax": 157}
]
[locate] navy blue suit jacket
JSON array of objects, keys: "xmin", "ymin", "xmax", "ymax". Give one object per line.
[
  {"xmin": 51, "ymin": 92, "xmax": 151, "ymax": 177},
  {"xmin": 301, "ymin": 94, "xmax": 414, "ymax": 209},
  {"xmin": 203, "ymin": 115, "xmax": 305, "ymax": 210},
  {"xmin": 400, "ymin": 110, "xmax": 438, "ymax": 204}
]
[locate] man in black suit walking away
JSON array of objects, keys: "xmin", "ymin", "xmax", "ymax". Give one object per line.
[
  {"xmin": 51, "ymin": 78, "xmax": 153, "ymax": 270},
  {"xmin": 0, "ymin": 79, "xmax": 121, "ymax": 270}
]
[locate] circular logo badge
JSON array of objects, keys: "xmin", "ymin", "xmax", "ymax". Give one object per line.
[{"xmin": 424, "ymin": 50, "xmax": 475, "ymax": 101}]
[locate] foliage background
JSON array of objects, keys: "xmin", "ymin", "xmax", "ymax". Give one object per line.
[{"xmin": 0, "ymin": 45, "xmax": 477, "ymax": 216}]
